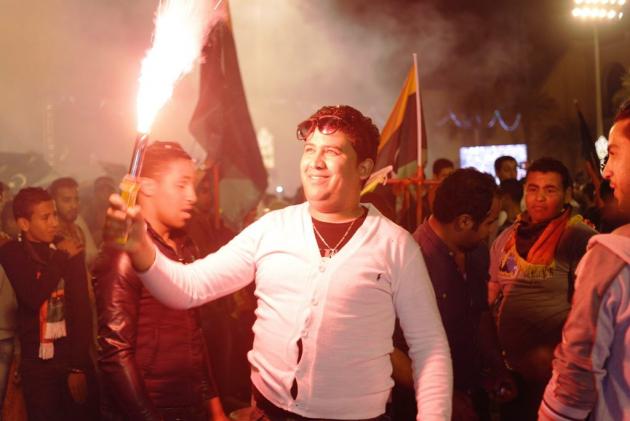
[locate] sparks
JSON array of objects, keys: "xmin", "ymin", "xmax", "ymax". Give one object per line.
[{"xmin": 136, "ymin": 0, "xmax": 212, "ymax": 134}]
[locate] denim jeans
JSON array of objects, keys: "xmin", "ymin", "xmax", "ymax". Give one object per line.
[{"xmin": 0, "ymin": 337, "xmax": 14, "ymax": 420}]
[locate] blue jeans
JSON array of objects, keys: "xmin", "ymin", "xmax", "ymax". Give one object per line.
[{"xmin": 0, "ymin": 337, "xmax": 14, "ymax": 420}]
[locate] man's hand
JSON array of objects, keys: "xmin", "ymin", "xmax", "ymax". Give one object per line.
[
  {"xmin": 103, "ymin": 193, "xmax": 156, "ymax": 272},
  {"xmin": 56, "ymin": 238, "xmax": 84, "ymax": 257},
  {"xmin": 67, "ymin": 372, "xmax": 88, "ymax": 404},
  {"xmin": 483, "ymin": 366, "xmax": 518, "ymax": 403}
]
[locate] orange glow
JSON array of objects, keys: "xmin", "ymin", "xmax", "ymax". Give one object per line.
[{"xmin": 136, "ymin": 0, "xmax": 212, "ymax": 134}]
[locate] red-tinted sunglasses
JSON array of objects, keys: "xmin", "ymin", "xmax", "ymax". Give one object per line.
[{"xmin": 296, "ymin": 115, "xmax": 349, "ymax": 141}]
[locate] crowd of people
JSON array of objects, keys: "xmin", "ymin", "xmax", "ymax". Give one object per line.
[{"xmin": 1, "ymin": 101, "xmax": 630, "ymax": 421}]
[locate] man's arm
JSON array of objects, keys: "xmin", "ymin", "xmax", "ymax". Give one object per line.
[
  {"xmin": 94, "ymin": 250, "xmax": 161, "ymax": 421},
  {"xmin": 539, "ymin": 243, "xmax": 625, "ymax": 420},
  {"xmin": 395, "ymin": 245, "xmax": 453, "ymax": 421},
  {"xmin": 105, "ymin": 195, "xmax": 256, "ymax": 309}
]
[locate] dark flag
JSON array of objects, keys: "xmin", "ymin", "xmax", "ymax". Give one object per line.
[
  {"xmin": 189, "ymin": 0, "xmax": 267, "ymax": 230},
  {"xmin": 575, "ymin": 100, "xmax": 602, "ymax": 183},
  {"xmin": 373, "ymin": 57, "xmax": 427, "ymax": 179}
]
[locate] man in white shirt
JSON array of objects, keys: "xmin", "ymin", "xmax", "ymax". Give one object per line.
[{"xmin": 107, "ymin": 105, "xmax": 452, "ymax": 420}]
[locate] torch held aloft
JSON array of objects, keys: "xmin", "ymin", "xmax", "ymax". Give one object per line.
[{"xmin": 116, "ymin": 133, "xmax": 149, "ymax": 244}]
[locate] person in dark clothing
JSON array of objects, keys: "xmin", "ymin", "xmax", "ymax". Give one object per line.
[
  {"xmin": 93, "ymin": 142, "xmax": 228, "ymax": 421},
  {"xmin": 391, "ymin": 169, "xmax": 516, "ymax": 421},
  {"xmin": 0, "ymin": 187, "xmax": 99, "ymax": 421},
  {"xmin": 185, "ymin": 170, "xmax": 254, "ymax": 412}
]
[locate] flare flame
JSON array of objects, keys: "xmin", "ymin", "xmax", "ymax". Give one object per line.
[{"xmin": 136, "ymin": 0, "xmax": 212, "ymax": 134}]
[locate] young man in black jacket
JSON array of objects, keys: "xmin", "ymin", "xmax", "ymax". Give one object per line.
[
  {"xmin": 0, "ymin": 187, "xmax": 99, "ymax": 421},
  {"xmin": 93, "ymin": 142, "xmax": 228, "ymax": 421}
]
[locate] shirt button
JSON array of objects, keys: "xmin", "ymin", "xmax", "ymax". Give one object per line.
[
  {"xmin": 311, "ymin": 297, "xmax": 319, "ymax": 306},
  {"xmin": 442, "ymin": 293, "xmax": 447, "ymax": 299},
  {"xmin": 319, "ymin": 265, "xmax": 325, "ymax": 272},
  {"xmin": 302, "ymin": 330, "xmax": 309, "ymax": 338}
]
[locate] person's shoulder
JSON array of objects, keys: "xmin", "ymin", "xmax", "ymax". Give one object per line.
[
  {"xmin": 255, "ymin": 202, "xmax": 306, "ymax": 225},
  {"xmin": 575, "ymin": 240, "xmax": 628, "ymax": 295},
  {"xmin": 91, "ymin": 246, "xmax": 132, "ymax": 280},
  {"xmin": 0, "ymin": 239, "xmax": 21, "ymax": 259},
  {"xmin": 587, "ymin": 228, "xmax": 630, "ymax": 266},
  {"xmin": 491, "ymin": 223, "xmax": 514, "ymax": 252}
]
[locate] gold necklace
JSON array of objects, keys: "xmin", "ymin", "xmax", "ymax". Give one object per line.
[{"xmin": 312, "ymin": 217, "xmax": 358, "ymax": 258}]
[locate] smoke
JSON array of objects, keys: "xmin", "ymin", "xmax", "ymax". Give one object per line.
[{"xmin": 0, "ymin": 0, "xmax": 534, "ymax": 195}]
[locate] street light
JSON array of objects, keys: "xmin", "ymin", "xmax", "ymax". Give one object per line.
[{"xmin": 572, "ymin": 0, "xmax": 625, "ymax": 137}]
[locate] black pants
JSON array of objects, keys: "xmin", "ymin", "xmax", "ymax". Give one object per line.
[
  {"xmin": 251, "ymin": 388, "xmax": 388, "ymax": 421},
  {"xmin": 20, "ymin": 357, "xmax": 100, "ymax": 421}
]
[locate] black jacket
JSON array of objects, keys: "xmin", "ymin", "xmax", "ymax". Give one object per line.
[
  {"xmin": 0, "ymin": 239, "xmax": 93, "ymax": 369},
  {"xmin": 93, "ymin": 226, "xmax": 217, "ymax": 420}
]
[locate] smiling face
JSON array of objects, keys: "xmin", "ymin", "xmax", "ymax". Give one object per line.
[
  {"xmin": 300, "ymin": 129, "xmax": 372, "ymax": 216},
  {"xmin": 603, "ymin": 119, "xmax": 630, "ymax": 212},
  {"xmin": 524, "ymin": 171, "xmax": 567, "ymax": 224}
]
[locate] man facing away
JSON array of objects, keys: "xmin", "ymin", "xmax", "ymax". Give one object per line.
[
  {"xmin": 392, "ymin": 169, "xmax": 516, "ymax": 421},
  {"xmin": 538, "ymin": 100, "xmax": 630, "ymax": 420},
  {"xmin": 93, "ymin": 142, "xmax": 228, "ymax": 421},
  {"xmin": 0, "ymin": 187, "xmax": 99, "ymax": 421},
  {"xmin": 107, "ymin": 105, "xmax": 453, "ymax": 420},
  {"xmin": 488, "ymin": 158, "xmax": 596, "ymax": 420}
]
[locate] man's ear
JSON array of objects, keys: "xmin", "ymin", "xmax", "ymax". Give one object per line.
[
  {"xmin": 139, "ymin": 178, "xmax": 158, "ymax": 197},
  {"xmin": 16, "ymin": 217, "xmax": 30, "ymax": 233},
  {"xmin": 454, "ymin": 214, "xmax": 474, "ymax": 231},
  {"xmin": 358, "ymin": 158, "xmax": 374, "ymax": 181}
]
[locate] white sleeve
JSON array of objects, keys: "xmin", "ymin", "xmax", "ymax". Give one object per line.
[
  {"xmin": 394, "ymin": 244, "xmax": 453, "ymax": 421},
  {"xmin": 137, "ymin": 218, "xmax": 262, "ymax": 309}
]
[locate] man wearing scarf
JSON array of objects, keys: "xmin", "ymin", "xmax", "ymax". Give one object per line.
[
  {"xmin": 0, "ymin": 188, "xmax": 98, "ymax": 421},
  {"xmin": 488, "ymin": 158, "xmax": 596, "ymax": 421}
]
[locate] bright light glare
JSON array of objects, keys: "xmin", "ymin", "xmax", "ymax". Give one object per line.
[
  {"xmin": 136, "ymin": 0, "xmax": 212, "ymax": 134},
  {"xmin": 572, "ymin": 5, "xmax": 625, "ymax": 19}
]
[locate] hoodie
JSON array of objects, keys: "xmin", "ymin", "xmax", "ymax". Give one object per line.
[{"xmin": 539, "ymin": 224, "xmax": 630, "ymax": 420}]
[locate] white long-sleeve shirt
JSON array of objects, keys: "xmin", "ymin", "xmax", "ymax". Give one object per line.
[{"xmin": 138, "ymin": 203, "xmax": 452, "ymax": 420}]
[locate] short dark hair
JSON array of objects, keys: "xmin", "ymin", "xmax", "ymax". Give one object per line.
[
  {"xmin": 140, "ymin": 141, "xmax": 193, "ymax": 179},
  {"xmin": 614, "ymin": 98, "xmax": 630, "ymax": 124},
  {"xmin": 48, "ymin": 177, "xmax": 79, "ymax": 197},
  {"xmin": 499, "ymin": 178, "xmax": 523, "ymax": 204},
  {"xmin": 300, "ymin": 105, "xmax": 380, "ymax": 163},
  {"xmin": 13, "ymin": 187, "xmax": 53, "ymax": 220},
  {"xmin": 432, "ymin": 158, "xmax": 454, "ymax": 176},
  {"xmin": 433, "ymin": 168, "xmax": 498, "ymax": 227},
  {"xmin": 614, "ymin": 99, "xmax": 630, "ymax": 141},
  {"xmin": 494, "ymin": 155, "xmax": 517, "ymax": 175},
  {"xmin": 526, "ymin": 157, "xmax": 571, "ymax": 190}
]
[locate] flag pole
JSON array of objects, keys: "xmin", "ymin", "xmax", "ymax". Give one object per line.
[{"xmin": 412, "ymin": 53, "xmax": 424, "ymax": 224}]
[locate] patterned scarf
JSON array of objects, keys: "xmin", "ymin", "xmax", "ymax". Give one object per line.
[
  {"xmin": 37, "ymin": 276, "xmax": 66, "ymax": 359},
  {"xmin": 22, "ymin": 238, "xmax": 67, "ymax": 359},
  {"xmin": 503, "ymin": 207, "xmax": 583, "ymax": 265}
]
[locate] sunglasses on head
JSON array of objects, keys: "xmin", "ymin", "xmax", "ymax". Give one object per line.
[{"xmin": 296, "ymin": 115, "xmax": 349, "ymax": 141}]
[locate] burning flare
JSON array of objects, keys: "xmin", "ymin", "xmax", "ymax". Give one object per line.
[{"xmin": 136, "ymin": 0, "xmax": 213, "ymax": 134}]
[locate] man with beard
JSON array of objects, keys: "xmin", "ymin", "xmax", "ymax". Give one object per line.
[
  {"xmin": 539, "ymin": 100, "xmax": 630, "ymax": 420},
  {"xmin": 106, "ymin": 105, "xmax": 452, "ymax": 420},
  {"xmin": 94, "ymin": 142, "xmax": 228, "ymax": 421},
  {"xmin": 49, "ymin": 177, "xmax": 97, "ymax": 265},
  {"xmin": 392, "ymin": 169, "xmax": 515, "ymax": 421}
]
